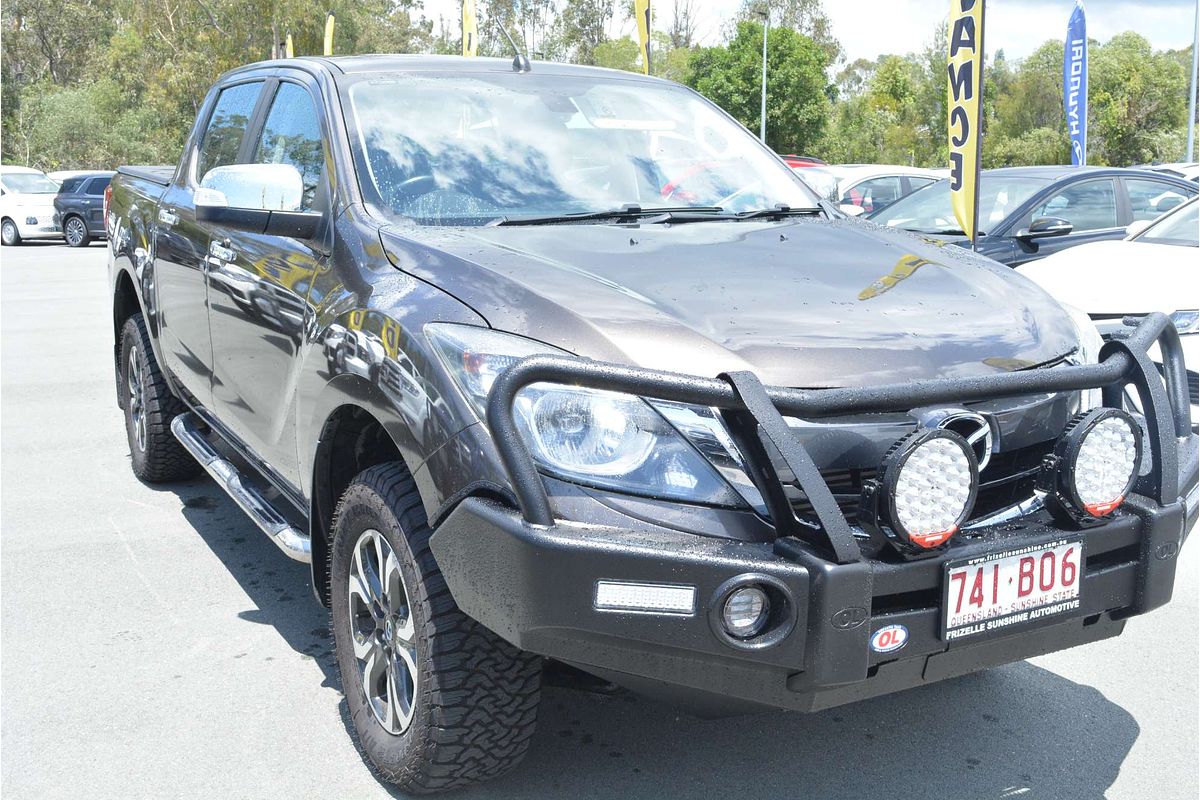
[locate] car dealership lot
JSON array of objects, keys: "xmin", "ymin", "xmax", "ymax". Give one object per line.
[{"xmin": 1, "ymin": 244, "xmax": 1197, "ymax": 800}]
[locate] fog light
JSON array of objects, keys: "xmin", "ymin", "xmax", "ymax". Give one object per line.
[
  {"xmin": 1040, "ymin": 408, "xmax": 1142, "ymax": 526},
  {"xmin": 25, "ymin": 216, "xmax": 37, "ymax": 225},
  {"xmin": 722, "ymin": 586, "xmax": 770, "ymax": 638},
  {"xmin": 862, "ymin": 429, "xmax": 979, "ymax": 554}
]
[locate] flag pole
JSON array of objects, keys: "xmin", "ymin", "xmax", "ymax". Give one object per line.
[
  {"xmin": 1187, "ymin": 0, "xmax": 1198, "ymax": 161},
  {"xmin": 972, "ymin": 2, "xmax": 985, "ymax": 253}
]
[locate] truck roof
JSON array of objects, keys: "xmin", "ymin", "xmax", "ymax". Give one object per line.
[{"xmin": 227, "ymin": 54, "xmax": 671, "ymax": 84}]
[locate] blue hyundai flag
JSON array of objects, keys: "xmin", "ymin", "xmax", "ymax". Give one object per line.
[{"xmin": 1064, "ymin": 0, "xmax": 1088, "ymax": 165}]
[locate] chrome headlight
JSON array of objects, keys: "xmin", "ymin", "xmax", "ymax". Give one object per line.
[
  {"xmin": 426, "ymin": 324, "xmax": 751, "ymax": 507},
  {"xmin": 1170, "ymin": 309, "xmax": 1198, "ymax": 335},
  {"xmin": 1061, "ymin": 302, "xmax": 1104, "ymax": 411}
]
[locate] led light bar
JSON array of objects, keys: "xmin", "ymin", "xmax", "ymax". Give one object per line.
[{"xmin": 594, "ymin": 581, "xmax": 696, "ymax": 615}]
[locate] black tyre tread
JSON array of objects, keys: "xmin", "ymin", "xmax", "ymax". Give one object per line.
[
  {"xmin": 120, "ymin": 314, "xmax": 200, "ymax": 482},
  {"xmin": 332, "ymin": 462, "xmax": 541, "ymax": 794}
]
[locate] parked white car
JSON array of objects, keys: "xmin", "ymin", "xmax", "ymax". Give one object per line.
[
  {"xmin": 1140, "ymin": 162, "xmax": 1200, "ymax": 183},
  {"xmin": 1, "ymin": 166, "xmax": 63, "ymax": 246},
  {"xmin": 1017, "ymin": 197, "xmax": 1199, "ymax": 427},
  {"xmin": 791, "ymin": 164, "xmax": 942, "ymax": 216}
]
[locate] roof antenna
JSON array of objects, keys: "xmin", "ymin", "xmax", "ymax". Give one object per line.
[{"xmin": 499, "ymin": 27, "xmax": 531, "ymax": 72}]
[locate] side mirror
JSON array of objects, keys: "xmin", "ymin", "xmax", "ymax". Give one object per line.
[
  {"xmin": 1124, "ymin": 219, "xmax": 1152, "ymax": 239},
  {"xmin": 196, "ymin": 164, "xmax": 322, "ymax": 239},
  {"xmin": 1017, "ymin": 216, "xmax": 1073, "ymax": 241},
  {"xmin": 838, "ymin": 203, "xmax": 866, "ymax": 218}
]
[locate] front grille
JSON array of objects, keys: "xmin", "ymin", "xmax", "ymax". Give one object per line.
[
  {"xmin": 787, "ymin": 439, "xmax": 1055, "ymax": 527},
  {"xmin": 1189, "ymin": 370, "xmax": 1198, "ymax": 406}
]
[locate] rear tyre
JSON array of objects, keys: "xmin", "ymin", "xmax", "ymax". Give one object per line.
[
  {"xmin": 119, "ymin": 314, "xmax": 200, "ymax": 482},
  {"xmin": 64, "ymin": 215, "xmax": 90, "ymax": 247},
  {"xmin": 1, "ymin": 219, "xmax": 21, "ymax": 246},
  {"xmin": 330, "ymin": 463, "xmax": 541, "ymax": 794}
]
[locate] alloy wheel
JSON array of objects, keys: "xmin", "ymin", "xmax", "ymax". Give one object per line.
[
  {"xmin": 66, "ymin": 217, "xmax": 86, "ymax": 246},
  {"xmin": 127, "ymin": 345, "xmax": 147, "ymax": 452},
  {"xmin": 347, "ymin": 528, "xmax": 417, "ymax": 735},
  {"xmin": 1, "ymin": 221, "xmax": 16, "ymax": 246}
]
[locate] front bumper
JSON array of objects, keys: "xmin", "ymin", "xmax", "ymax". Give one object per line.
[
  {"xmin": 432, "ymin": 484, "xmax": 1192, "ymax": 712},
  {"xmin": 430, "ymin": 313, "xmax": 1196, "ymax": 712},
  {"xmin": 15, "ymin": 213, "xmax": 61, "ymax": 239}
]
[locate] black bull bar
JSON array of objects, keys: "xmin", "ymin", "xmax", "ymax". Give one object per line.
[{"xmin": 485, "ymin": 312, "xmax": 1193, "ymax": 563}]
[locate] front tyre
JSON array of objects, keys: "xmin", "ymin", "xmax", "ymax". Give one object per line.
[
  {"xmin": 1, "ymin": 219, "xmax": 21, "ymax": 246},
  {"xmin": 119, "ymin": 314, "xmax": 200, "ymax": 482},
  {"xmin": 330, "ymin": 463, "xmax": 541, "ymax": 794}
]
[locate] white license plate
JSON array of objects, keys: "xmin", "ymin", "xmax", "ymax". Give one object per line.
[{"xmin": 942, "ymin": 538, "xmax": 1083, "ymax": 641}]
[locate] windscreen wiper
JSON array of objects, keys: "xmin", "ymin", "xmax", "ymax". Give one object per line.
[
  {"xmin": 492, "ymin": 205, "xmax": 724, "ymax": 226},
  {"xmin": 730, "ymin": 204, "xmax": 824, "ymax": 220}
]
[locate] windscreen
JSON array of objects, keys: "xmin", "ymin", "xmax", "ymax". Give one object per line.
[
  {"xmin": 345, "ymin": 73, "xmax": 816, "ymax": 225},
  {"xmin": 0, "ymin": 173, "xmax": 59, "ymax": 194},
  {"xmin": 868, "ymin": 176, "xmax": 1050, "ymax": 235},
  {"xmin": 1135, "ymin": 200, "xmax": 1199, "ymax": 247}
]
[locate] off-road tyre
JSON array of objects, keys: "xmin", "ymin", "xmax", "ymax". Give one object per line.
[
  {"xmin": 330, "ymin": 462, "xmax": 542, "ymax": 794},
  {"xmin": 119, "ymin": 313, "xmax": 200, "ymax": 482}
]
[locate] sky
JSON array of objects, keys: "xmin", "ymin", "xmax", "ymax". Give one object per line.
[{"xmin": 420, "ymin": 0, "xmax": 1199, "ymax": 63}]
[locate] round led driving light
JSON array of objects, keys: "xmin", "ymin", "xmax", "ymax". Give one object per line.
[
  {"xmin": 1041, "ymin": 408, "xmax": 1142, "ymax": 525},
  {"xmin": 721, "ymin": 586, "xmax": 770, "ymax": 639},
  {"xmin": 874, "ymin": 429, "xmax": 979, "ymax": 553}
]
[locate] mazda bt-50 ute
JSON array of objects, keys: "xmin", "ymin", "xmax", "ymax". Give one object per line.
[{"xmin": 106, "ymin": 55, "xmax": 1198, "ymax": 793}]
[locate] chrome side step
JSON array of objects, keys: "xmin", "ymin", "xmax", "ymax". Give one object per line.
[{"xmin": 171, "ymin": 413, "xmax": 312, "ymax": 563}]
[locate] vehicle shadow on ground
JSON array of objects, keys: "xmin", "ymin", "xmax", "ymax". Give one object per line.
[
  {"xmin": 160, "ymin": 476, "xmax": 1137, "ymax": 800},
  {"xmin": 163, "ymin": 477, "xmax": 339, "ymax": 688}
]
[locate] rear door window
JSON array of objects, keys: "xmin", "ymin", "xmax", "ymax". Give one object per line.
[
  {"xmin": 1030, "ymin": 178, "xmax": 1118, "ymax": 232},
  {"xmin": 1126, "ymin": 178, "xmax": 1192, "ymax": 221},
  {"xmin": 843, "ymin": 176, "xmax": 904, "ymax": 213},
  {"xmin": 196, "ymin": 81, "xmax": 263, "ymax": 183},
  {"xmin": 82, "ymin": 176, "xmax": 111, "ymax": 196}
]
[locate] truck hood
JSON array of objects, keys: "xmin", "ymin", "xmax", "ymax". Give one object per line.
[{"xmin": 381, "ymin": 217, "xmax": 1079, "ymax": 388}]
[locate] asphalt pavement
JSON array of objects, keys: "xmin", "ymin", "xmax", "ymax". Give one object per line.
[{"xmin": 1, "ymin": 243, "xmax": 1197, "ymax": 799}]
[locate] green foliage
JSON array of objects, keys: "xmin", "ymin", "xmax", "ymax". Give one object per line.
[
  {"xmin": 0, "ymin": 2, "xmax": 1192, "ymax": 171},
  {"xmin": 7, "ymin": 79, "xmax": 168, "ymax": 168},
  {"xmin": 594, "ymin": 37, "xmax": 641, "ymax": 73},
  {"xmin": 1089, "ymin": 32, "xmax": 1189, "ymax": 165},
  {"xmin": 686, "ymin": 21, "xmax": 830, "ymax": 154}
]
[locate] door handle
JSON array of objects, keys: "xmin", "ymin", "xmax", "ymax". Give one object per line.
[{"xmin": 158, "ymin": 208, "xmax": 179, "ymax": 226}]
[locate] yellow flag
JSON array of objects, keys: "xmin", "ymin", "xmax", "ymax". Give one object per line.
[
  {"xmin": 947, "ymin": 0, "xmax": 985, "ymax": 243},
  {"xmin": 635, "ymin": 0, "xmax": 652, "ymax": 75},
  {"xmin": 463, "ymin": 0, "xmax": 478, "ymax": 57},
  {"xmin": 323, "ymin": 13, "xmax": 335, "ymax": 56}
]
